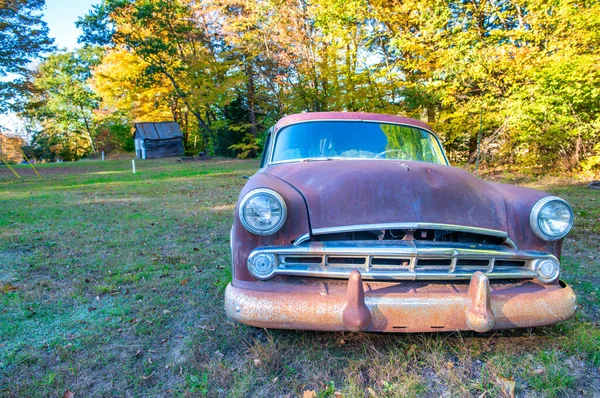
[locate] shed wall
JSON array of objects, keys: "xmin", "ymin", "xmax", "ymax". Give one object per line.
[{"xmin": 144, "ymin": 137, "xmax": 184, "ymax": 159}]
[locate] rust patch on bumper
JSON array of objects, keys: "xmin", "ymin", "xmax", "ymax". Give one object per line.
[{"xmin": 225, "ymin": 276, "xmax": 576, "ymax": 333}]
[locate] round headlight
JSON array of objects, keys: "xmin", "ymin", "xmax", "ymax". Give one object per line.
[
  {"xmin": 529, "ymin": 196, "xmax": 574, "ymax": 241},
  {"xmin": 239, "ymin": 188, "xmax": 287, "ymax": 235}
]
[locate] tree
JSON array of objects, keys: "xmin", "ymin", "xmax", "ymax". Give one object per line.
[
  {"xmin": 72, "ymin": 0, "xmax": 599, "ymax": 169},
  {"xmin": 78, "ymin": 0, "xmax": 241, "ymax": 151},
  {"xmin": 0, "ymin": 0, "xmax": 55, "ymax": 111},
  {"xmin": 22, "ymin": 47, "xmax": 104, "ymax": 160}
]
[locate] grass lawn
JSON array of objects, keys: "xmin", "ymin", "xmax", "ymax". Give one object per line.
[{"xmin": 1, "ymin": 158, "xmax": 599, "ymax": 397}]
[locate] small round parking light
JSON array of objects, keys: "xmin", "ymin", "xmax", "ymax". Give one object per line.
[
  {"xmin": 535, "ymin": 258, "xmax": 560, "ymax": 284},
  {"xmin": 248, "ymin": 252, "xmax": 277, "ymax": 280}
]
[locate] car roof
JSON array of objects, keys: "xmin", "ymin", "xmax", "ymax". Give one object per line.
[{"xmin": 274, "ymin": 112, "xmax": 433, "ymax": 132}]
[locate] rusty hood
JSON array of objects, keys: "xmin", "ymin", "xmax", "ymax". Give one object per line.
[{"xmin": 263, "ymin": 160, "xmax": 508, "ymax": 232}]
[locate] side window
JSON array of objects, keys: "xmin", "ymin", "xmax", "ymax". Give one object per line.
[{"xmin": 260, "ymin": 128, "xmax": 273, "ymax": 168}]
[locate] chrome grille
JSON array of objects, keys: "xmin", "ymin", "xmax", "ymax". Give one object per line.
[{"xmin": 251, "ymin": 240, "xmax": 549, "ymax": 281}]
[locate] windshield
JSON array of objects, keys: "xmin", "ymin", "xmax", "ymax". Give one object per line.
[{"xmin": 271, "ymin": 121, "xmax": 447, "ymax": 165}]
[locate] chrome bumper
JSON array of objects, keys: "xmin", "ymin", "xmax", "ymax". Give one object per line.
[
  {"xmin": 248, "ymin": 241, "xmax": 555, "ymax": 281},
  {"xmin": 225, "ymin": 272, "xmax": 577, "ymax": 333}
]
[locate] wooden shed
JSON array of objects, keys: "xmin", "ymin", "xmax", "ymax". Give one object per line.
[{"xmin": 133, "ymin": 122, "xmax": 184, "ymax": 159}]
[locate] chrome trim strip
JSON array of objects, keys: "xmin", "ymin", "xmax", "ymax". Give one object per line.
[
  {"xmin": 273, "ymin": 265, "xmax": 537, "ymax": 281},
  {"xmin": 505, "ymin": 237, "xmax": 518, "ymax": 250},
  {"xmin": 312, "ymin": 223, "xmax": 509, "ymax": 239},
  {"xmin": 293, "ymin": 233, "xmax": 310, "ymax": 246},
  {"xmin": 275, "ymin": 119, "xmax": 436, "ymax": 135},
  {"xmin": 263, "ymin": 242, "xmax": 545, "ymax": 259}
]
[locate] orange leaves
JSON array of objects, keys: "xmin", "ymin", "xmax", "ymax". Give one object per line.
[{"xmin": 2, "ymin": 283, "xmax": 18, "ymax": 293}]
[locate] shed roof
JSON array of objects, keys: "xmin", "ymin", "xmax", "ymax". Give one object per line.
[{"xmin": 134, "ymin": 122, "xmax": 183, "ymax": 140}]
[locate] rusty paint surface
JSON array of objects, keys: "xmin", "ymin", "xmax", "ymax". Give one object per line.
[
  {"xmin": 225, "ymin": 277, "xmax": 576, "ymax": 332},
  {"xmin": 228, "ymin": 113, "xmax": 575, "ymax": 331},
  {"xmin": 466, "ymin": 272, "xmax": 496, "ymax": 332},
  {"xmin": 342, "ymin": 270, "xmax": 372, "ymax": 331},
  {"xmin": 262, "ymin": 160, "xmax": 553, "ymax": 253}
]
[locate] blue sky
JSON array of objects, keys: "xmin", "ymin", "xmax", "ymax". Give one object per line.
[
  {"xmin": 0, "ymin": 0, "xmax": 99, "ymax": 134},
  {"xmin": 45, "ymin": 0, "xmax": 99, "ymax": 50}
]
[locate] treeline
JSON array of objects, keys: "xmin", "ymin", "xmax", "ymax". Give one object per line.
[{"xmin": 19, "ymin": 0, "xmax": 600, "ymax": 170}]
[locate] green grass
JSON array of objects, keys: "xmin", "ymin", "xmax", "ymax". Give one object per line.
[{"xmin": 1, "ymin": 158, "xmax": 599, "ymax": 397}]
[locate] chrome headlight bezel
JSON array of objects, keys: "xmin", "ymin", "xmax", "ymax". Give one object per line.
[
  {"xmin": 238, "ymin": 188, "xmax": 287, "ymax": 236},
  {"xmin": 529, "ymin": 196, "xmax": 574, "ymax": 241}
]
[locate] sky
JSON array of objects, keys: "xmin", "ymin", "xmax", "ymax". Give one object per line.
[
  {"xmin": 44, "ymin": 0, "xmax": 99, "ymax": 51},
  {"xmin": 0, "ymin": 0, "xmax": 99, "ymax": 137}
]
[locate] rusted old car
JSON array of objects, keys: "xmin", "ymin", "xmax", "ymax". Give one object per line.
[{"xmin": 225, "ymin": 112, "xmax": 576, "ymax": 333}]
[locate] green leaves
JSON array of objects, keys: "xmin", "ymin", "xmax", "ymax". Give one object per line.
[
  {"xmin": 0, "ymin": 0, "xmax": 55, "ymax": 111},
  {"xmin": 17, "ymin": 0, "xmax": 600, "ymax": 169},
  {"xmin": 21, "ymin": 47, "xmax": 104, "ymax": 160}
]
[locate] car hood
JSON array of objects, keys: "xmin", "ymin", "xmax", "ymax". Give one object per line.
[{"xmin": 264, "ymin": 160, "xmax": 508, "ymax": 232}]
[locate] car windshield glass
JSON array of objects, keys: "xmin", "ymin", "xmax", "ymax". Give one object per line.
[{"xmin": 271, "ymin": 121, "xmax": 447, "ymax": 164}]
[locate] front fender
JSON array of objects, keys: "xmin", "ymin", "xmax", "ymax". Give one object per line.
[
  {"xmin": 490, "ymin": 182, "xmax": 564, "ymax": 257},
  {"xmin": 232, "ymin": 172, "xmax": 310, "ymax": 281}
]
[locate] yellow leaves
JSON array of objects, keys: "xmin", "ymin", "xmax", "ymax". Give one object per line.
[{"xmin": 91, "ymin": 48, "xmax": 173, "ymax": 122}]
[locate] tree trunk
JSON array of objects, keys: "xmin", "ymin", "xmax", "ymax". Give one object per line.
[
  {"xmin": 245, "ymin": 61, "xmax": 258, "ymax": 138},
  {"xmin": 161, "ymin": 68, "xmax": 210, "ymax": 149},
  {"xmin": 426, "ymin": 105, "xmax": 436, "ymax": 124}
]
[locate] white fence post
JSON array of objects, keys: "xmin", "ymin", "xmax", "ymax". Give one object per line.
[{"xmin": 132, "ymin": 159, "xmax": 136, "ymax": 174}]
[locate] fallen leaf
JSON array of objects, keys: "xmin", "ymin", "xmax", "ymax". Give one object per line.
[
  {"xmin": 87, "ymin": 307, "xmax": 96, "ymax": 312},
  {"xmin": 198, "ymin": 325, "xmax": 215, "ymax": 331},
  {"xmin": 302, "ymin": 391, "xmax": 317, "ymax": 398},
  {"xmin": 533, "ymin": 368, "xmax": 545, "ymax": 375},
  {"xmin": 497, "ymin": 376, "xmax": 515, "ymax": 398},
  {"xmin": 2, "ymin": 283, "xmax": 18, "ymax": 293},
  {"xmin": 142, "ymin": 372, "xmax": 154, "ymax": 380},
  {"xmin": 63, "ymin": 390, "xmax": 74, "ymax": 398},
  {"xmin": 253, "ymin": 358, "xmax": 262, "ymax": 367},
  {"xmin": 179, "ymin": 279, "xmax": 189, "ymax": 286},
  {"xmin": 163, "ymin": 310, "xmax": 171, "ymax": 314}
]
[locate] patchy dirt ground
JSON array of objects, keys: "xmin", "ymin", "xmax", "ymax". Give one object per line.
[{"xmin": 1, "ymin": 159, "xmax": 599, "ymax": 397}]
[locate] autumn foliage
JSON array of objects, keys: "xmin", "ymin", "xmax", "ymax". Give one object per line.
[{"xmin": 18, "ymin": 0, "xmax": 600, "ymax": 170}]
